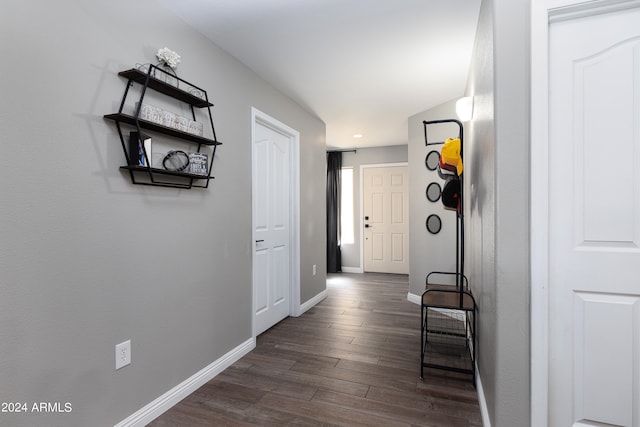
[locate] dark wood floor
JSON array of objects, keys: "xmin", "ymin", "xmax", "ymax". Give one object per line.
[{"xmin": 149, "ymin": 273, "xmax": 481, "ymax": 426}]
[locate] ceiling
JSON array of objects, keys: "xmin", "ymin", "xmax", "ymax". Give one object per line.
[{"xmin": 160, "ymin": 0, "xmax": 481, "ymax": 149}]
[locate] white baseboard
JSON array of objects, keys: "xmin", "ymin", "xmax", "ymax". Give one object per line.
[
  {"xmin": 476, "ymin": 366, "xmax": 491, "ymax": 427},
  {"xmin": 295, "ymin": 289, "xmax": 328, "ymax": 317},
  {"xmin": 340, "ymin": 266, "xmax": 363, "ymax": 274},
  {"xmin": 115, "ymin": 337, "xmax": 256, "ymax": 427},
  {"xmin": 407, "ymin": 291, "xmax": 421, "ymax": 305}
]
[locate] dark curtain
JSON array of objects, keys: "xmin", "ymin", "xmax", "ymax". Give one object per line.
[{"xmin": 326, "ymin": 151, "xmax": 342, "ymax": 273}]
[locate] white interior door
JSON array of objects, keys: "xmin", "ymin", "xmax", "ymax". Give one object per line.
[
  {"xmin": 548, "ymin": 5, "xmax": 640, "ymax": 426},
  {"xmin": 252, "ymin": 116, "xmax": 293, "ymax": 336},
  {"xmin": 362, "ymin": 165, "xmax": 409, "ymax": 274}
]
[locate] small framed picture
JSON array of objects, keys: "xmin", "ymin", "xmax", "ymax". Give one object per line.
[{"xmin": 188, "ymin": 152, "xmax": 208, "ymax": 176}]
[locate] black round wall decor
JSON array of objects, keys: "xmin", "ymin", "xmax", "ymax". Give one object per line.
[
  {"xmin": 425, "ymin": 150, "xmax": 440, "ymax": 171},
  {"xmin": 426, "ymin": 214, "xmax": 442, "ymax": 234},
  {"xmin": 426, "ymin": 182, "xmax": 442, "ymax": 202}
]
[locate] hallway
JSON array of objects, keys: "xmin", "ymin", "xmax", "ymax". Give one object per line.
[{"xmin": 150, "ymin": 273, "xmax": 481, "ymax": 426}]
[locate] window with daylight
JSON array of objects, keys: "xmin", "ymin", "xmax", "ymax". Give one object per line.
[{"xmin": 340, "ymin": 167, "xmax": 354, "ymax": 245}]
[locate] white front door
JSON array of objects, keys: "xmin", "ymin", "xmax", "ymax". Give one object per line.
[
  {"xmin": 547, "ymin": 5, "xmax": 640, "ymax": 426},
  {"xmin": 362, "ymin": 165, "xmax": 409, "ymax": 274},
  {"xmin": 252, "ymin": 112, "xmax": 297, "ymax": 336}
]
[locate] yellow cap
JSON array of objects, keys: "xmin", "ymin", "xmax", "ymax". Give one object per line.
[{"xmin": 440, "ymin": 138, "xmax": 463, "ymax": 175}]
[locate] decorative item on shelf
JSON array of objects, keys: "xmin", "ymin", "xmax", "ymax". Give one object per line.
[
  {"xmin": 188, "ymin": 152, "xmax": 208, "ymax": 176},
  {"xmin": 187, "ymin": 86, "xmax": 205, "ymax": 101},
  {"xmin": 162, "ymin": 150, "xmax": 190, "ymax": 172},
  {"xmin": 136, "ymin": 101, "xmax": 204, "ymax": 136},
  {"xmin": 138, "ymin": 103, "xmax": 163, "ymax": 124},
  {"xmin": 175, "ymin": 115, "xmax": 189, "ymax": 132},
  {"xmin": 128, "ymin": 132, "xmax": 152, "ymax": 167},
  {"xmin": 188, "ymin": 120, "xmax": 204, "ymax": 136},
  {"xmin": 155, "ymin": 47, "xmax": 181, "ymax": 87},
  {"xmin": 135, "ymin": 62, "xmax": 175, "ymax": 86},
  {"xmin": 155, "ymin": 65, "xmax": 178, "ymax": 87},
  {"xmin": 161, "ymin": 110, "xmax": 177, "ymax": 128},
  {"xmin": 135, "ymin": 63, "xmax": 152, "ymax": 74},
  {"xmin": 156, "ymin": 47, "xmax": 181, "ymax": 68}
]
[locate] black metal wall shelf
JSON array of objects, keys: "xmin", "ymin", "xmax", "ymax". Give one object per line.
[
  {"xmin": 420, "ymin": 119, "xmax": 477, "ymax": 386},
  {"xmin": 118, "ymin": 68, "xmax": 213, "ymax": 108},
  {"xmin": 119, "ymin": 165, "xmax": 215, "ymax": 180},
  {"xmin": 104, "ymin": 64, "xmax": 221, "ymax": 189}
]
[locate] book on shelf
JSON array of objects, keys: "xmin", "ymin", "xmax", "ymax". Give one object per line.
[{"xmin": 128, "ymin": 131, "xmax": 152, "ymax": 167}]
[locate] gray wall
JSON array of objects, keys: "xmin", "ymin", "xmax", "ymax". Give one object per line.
[
  {"xmin": 408, "ymin": 100, "xmax": 460, "ymax": 297},
  {"xmin": 340, "ymin": 146, "xmax": 408, "ymax": 271},
  {"xmin": 0, "ymin": 1, "xmax": 326, "ymax": 426},
  {"xmin": 465, "ymin": 0, "xmax": 530, "ymax": 425}
]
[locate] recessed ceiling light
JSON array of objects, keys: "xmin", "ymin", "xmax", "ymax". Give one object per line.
[{"xmin": 353, "ymin": 133, "xmax": 364, "ymax": 138}]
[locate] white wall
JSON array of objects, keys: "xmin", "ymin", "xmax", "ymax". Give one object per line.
[
  {"xmin": 0, "ymin": 1, "xmax": 326, "ymax": 426},
  {"xmin": 340, "ymin": 145, "xmax": 408, "ymax": 271}
]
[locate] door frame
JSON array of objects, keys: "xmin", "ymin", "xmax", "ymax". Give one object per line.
[
  {"xmin": 251, "ymin": 107, "xmax": 301, "ymax": 336},
  {"xmin": 359, "ymin": 162, "xmax": 409, "ymax": 273},
  {"xmin": 530, "ymin": 1, "xmax": 640, "ymax": 425}
]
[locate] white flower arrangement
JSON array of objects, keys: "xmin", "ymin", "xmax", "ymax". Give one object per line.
[{"xmin": 155, "ymin": 47, "xmax": 181, "ymax": 69}]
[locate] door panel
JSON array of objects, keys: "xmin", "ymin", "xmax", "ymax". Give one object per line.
[
  {"xmin": 253, "ymin": 121, "xmax": 291, "ymax": 336},
  {"xmin": 574, "ymin": 292, "xmax": 640, "ymax": 427},
  {"xmin": 272, "ymin": 244, "xmax": 288, "ymax": 306},
  {"xmin": 391, "ymin": 233, "xmax": 404, "ymax": 261},
  {"xmin": 548, "ymin": 6, "xmax": 640, "ymax": 426},
  {"xmin": 254, "ymin": 248, "xmax": 268, "ymax": 315},
  {"xmin": 372, "ymin": 193, "xmax": 384, "ymax": 223},
  {"xmin": 391, "ymin": 192, "xmax": 403, "ymax": 223},
  {"xmin": 372, "ymin": 233, "xmax": 384, "ymax": 260},
  {"xmin": 363, "ymin": 166, "xmax": 409, "ymax": 274}
]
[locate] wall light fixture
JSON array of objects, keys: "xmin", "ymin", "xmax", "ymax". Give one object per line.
[{"xmin": 456, "ymin": 96, "xmax": 474, "ymax": 122}]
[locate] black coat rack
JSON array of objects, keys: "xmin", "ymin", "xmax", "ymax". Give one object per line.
[{"xmin": 420, "ymin": 119, "xmax": 477, "ymax": 385}]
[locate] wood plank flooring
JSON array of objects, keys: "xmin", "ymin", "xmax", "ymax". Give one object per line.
[{"xmin": 149, "ymin": 273, "xmax": 481, "ymax": 426}]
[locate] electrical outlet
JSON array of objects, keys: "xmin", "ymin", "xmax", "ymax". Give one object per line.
[
  {"xmin": 313, "ymin": 264, "xmax": 317, "ymax": 276},
  {"xmin": 115, "ymin": 340, "xmax": 131, "ymax": 370}
]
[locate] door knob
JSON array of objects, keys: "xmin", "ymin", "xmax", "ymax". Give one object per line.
[{"xmin": 365, "ymin": 224, "xmax": 372, "ymax": 228}]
